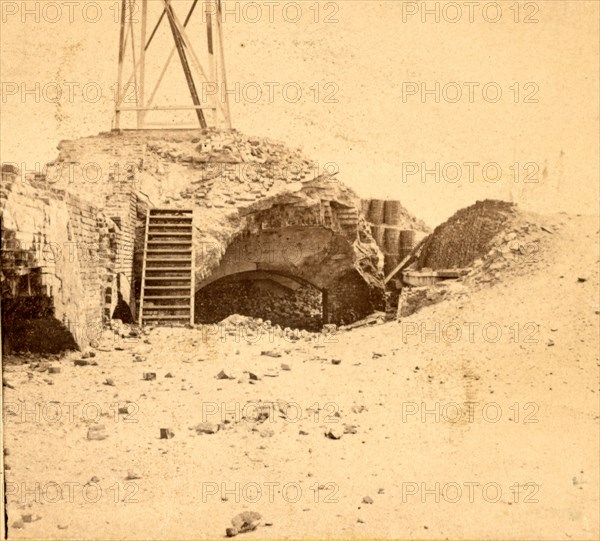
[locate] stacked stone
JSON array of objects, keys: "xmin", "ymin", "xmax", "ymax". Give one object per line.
[{"xmin": 416, "ymin": 200, "xmax": 516, "ymax": 270}]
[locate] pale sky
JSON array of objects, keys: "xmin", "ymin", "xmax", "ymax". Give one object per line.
[{"xmin": 1, "ymin": 0, "xmax": 598, "ymax": 225}]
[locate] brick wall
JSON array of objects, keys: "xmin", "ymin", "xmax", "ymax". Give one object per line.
[{"xmin": 0, "ymin": 169, "xmax": 128, "ymax": 351}]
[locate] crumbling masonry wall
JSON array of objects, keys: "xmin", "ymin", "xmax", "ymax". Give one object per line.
[{"xmin": 0, "ymin": 167, "xmax": 132, "ymax": 351}]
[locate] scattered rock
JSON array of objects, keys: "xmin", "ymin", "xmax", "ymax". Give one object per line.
[
  {"xmin": 325, "ymin": 426, "xmax": 344, "ymax": 440},
  {"xmin": 143, "ymin": 372, "xmax": 156, "ymax": 381},
  {"xmin": 87, "ymin": 425, "xmax": 108, "ymax": 441},
  {"xmin": 229, "ymin": 511, "xmax": 261, "ymax": 536},
  {"xmin": 74, "ymin": 360, "xmax": 90, "ymax": 367},
  {"xmin": 216, "ymin": 370, "xmax": 234, "ymax": 380},
  {"xmin": 193, "ymin": 422, "xmax": 220, "ymax": 435},
  {"xmin": 160, "ymin": 428, "xmax": 175, "ymax": 439},
  {"xmin": 577, "ymin": 277, "xmax": 588, "ymax": 283},
  {"xmin": 103, "ymin": 378, "xmax": 115, "ymax": 386},
  {"xmin": 331, "ymin": 359, "xmax": 342, "ymax": 365},
  {"xmin": 165, "ymin": 372, "xmax": 174, "ymax": 378},
  {"xmin": 261, "ymin": 350, "xmax": 281, "ymax": 358},
  {"xmin": 126, "ymin": 470, "xmax": 141, "ymax": 480},
  {"xmin": 48, "ymin": 366, "xmax": 61, "ymax": 374},
  {"xmin": 118, "ymin": 404, "xmax": 133, "ymax": 415},
  {"xmin": 281, "ymin": 363, "xmax": 291, "ymax": 371},
  {"xmin": 11, "ymin": 520, "xmax": 24, "ymax": 529},
  {"xmin": 362, "ymin": 495, "xmax": 374, "ymax": 504},
  {"xmin": 344, "ymin": 424, "xmax": 358, "ymax": 434}
]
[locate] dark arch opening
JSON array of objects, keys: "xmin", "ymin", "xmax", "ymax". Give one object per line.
[
  {"xmin": 112, "ymin": 291, "xmax": 134, "ymax": 324},
  {"xmin": 194, "ymin": 270, "xmax": 324, "ymax": 332}
]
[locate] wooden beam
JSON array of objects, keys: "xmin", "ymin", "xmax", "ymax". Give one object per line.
[
  {"xmin": 114, "ymin": 0, "xmax": 127, "ymax": 129},
  {"xmin": 162, "ymin": 0, "xmax": 228, "ymax": 121},
  {"xmin": 216, "ymin": 0, "xmax": 232, "ymax": 128},
  {"xmin": 137, "ymin": 0, "xmax": 148, "ymax": 128},
  {"xmin": 384, "ymin": 254, "xmax": 412, "ymax": 284},
  {"xmin": 117, "ymin": 105, "xmax": 217, "ymax": 111},
  {"xmin": 205, "ymin": 1, "xmax": 218, "ymax": 125},
  {"xmin": 164, "ymin": 0, "xmax": 207, "ymax": 128}
]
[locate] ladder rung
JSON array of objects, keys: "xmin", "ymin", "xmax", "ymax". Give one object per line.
[
  {"xmin": 145, "ymin": 277, "xmax": 191, "ymax": 281},
  {"xmin": 147, "ymin": 241, "xmax": 192, "ymax": 245},
  {"xmin": 147, "ymin": 255, "xmax": 191, "ymax": 259},
  {"xmin": 148, "ymin": 224, "xmax": 193, "ymax": 228},
  {"xmin": 144, "ymin": 295, "xmax": 191, "ymax": 300},
  {"xmin": 146, "ymin": 249, "xmax": 192, "ymax": 253},
  {"xmin": 148, "ymin": 232, "xmax": 192, "ymax": 237},
  {"xmin": 145, "ymin": 267, "xmax": 192, "ymax": 271},
  {"xmin": 143, "ymin": 306, "xmax": 190, "ymax": 311},
  {"xmin": 144, "ymin": 284, "xmax": 190, "ymax": 291},
  {"xmin": 142, "ymin": 316, "xmax": 190, "ymax": 323},
  {"xmin": 149, "ymin": 216, "xmax": 193, "ymax": 221},
  {"xmin": 146, "ymin": 260, "xmax": 192, "ymax": 263},
  {"xmin": 150, "ymin": 208, "xmax": 192, "ymax": 213}
]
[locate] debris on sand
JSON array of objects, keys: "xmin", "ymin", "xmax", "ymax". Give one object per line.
[
  {"xmin": 216, "ymin": 370, "xmax": 234, "ymax": 380},
  {"xmin": 87, "ymin": 425, "xmax": 108, "ymax": 441},
  {"xmin": 226, "ymin": 511, "xmax": 262, "ymax": 536},
  {"xmin": 160, "ymin": 428, "xmax": 175, "ymax": 439},
  {"xmin": 324, "ymin": 426, "xmax": 344, "ymax": 440},
  {"xmin": 192, "ymin": 422, "xmax": 220, "ymax": 435}
]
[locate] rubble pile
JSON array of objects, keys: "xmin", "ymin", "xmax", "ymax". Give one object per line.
[
  {"xmin": 195, "ymin": 279, "xmax": 323, "ymax": 331},
  {"xmin": 398, "ymin": 202, "xmax": 557, "ymax": 318},
  {"xmin": 464, "ymin": 209, "xmax": 557, "ymax": 287}
]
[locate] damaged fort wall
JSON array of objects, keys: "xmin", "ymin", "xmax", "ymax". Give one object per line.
[
  {"xmin": 3, "ymin": 129, "xmax": 414, "ymax": 338},
  {"xmin": 0, "ymin": 167, "xmax": 127, "ymax": 351}
]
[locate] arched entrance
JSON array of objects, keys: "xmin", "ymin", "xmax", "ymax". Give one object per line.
[{"xmin": 195, "ymin": 270, "xmax": 325, "ymax": 331}]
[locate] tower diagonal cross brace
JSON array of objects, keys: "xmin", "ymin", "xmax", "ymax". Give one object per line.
[{"xmin": 113, "ymin": 0, "xmax": 232, "ymax": 130}]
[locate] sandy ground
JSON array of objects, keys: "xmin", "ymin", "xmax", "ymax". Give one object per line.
[{"xmin": 2, "ymin": 212, "xmax": 599, "ymax": 540}]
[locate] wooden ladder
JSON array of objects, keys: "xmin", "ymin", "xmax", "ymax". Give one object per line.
[{"xmin": 139, "ymin": 208, "xmax": 195, "ymax": 326}]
